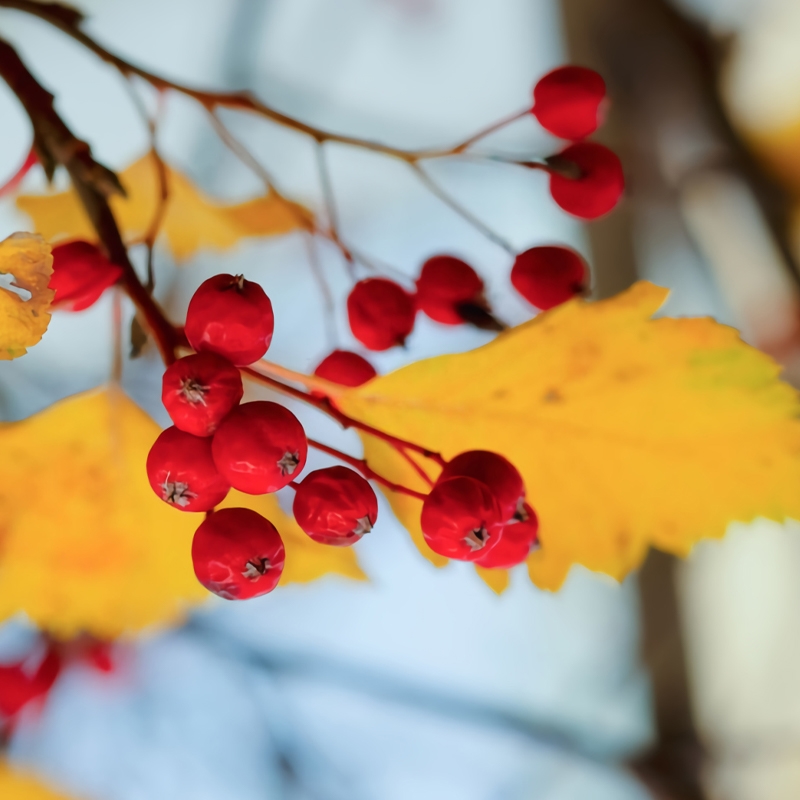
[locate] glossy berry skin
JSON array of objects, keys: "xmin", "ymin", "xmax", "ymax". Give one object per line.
[
  {"xmin": 162, "ymin": 352, "xmax": 244, "ymax": 437},
  {"xmin": 313, "ymin": 350, "xmax": 377, "ymax": 388},
  {"xmin": 549, "ymin": 142, "xmax": 624, "ymax": 220},
  {"xmin": 192, "ymin": 507, "xmax": 285, "ymax": 600},
  {"xmin": 421, "ymin": 476, "xmax": 503, "ymax": 561},
  {"xmin": 293, "ymin": 466, "xmax": 378, "ymax": 546},
  {"xmin": 511, "ymin": 246, "xmax": 587, "ymax": 310},
  {"xmin": 146, "ymin": 426, "xmax": 230, "ymax": 512},
  {"xmin": 347, "ymin": 278, "xmax": 416, "ymax": 351},
  {"xmin": 437, "ymin": 450, "xmax": 525, "ymax": 523},
  {"xmin": 532, "ymin": 66, "xmax": 606, "ymax": 141},
  {"xmin": 475, "ymin": 504, "xmax": 540, "ymax": 569},
  {"xmin": 185, "ymin": 274, "xmax": 274, "ymax": 366},
  {"xmin": 49, "ymin": 241, "xmax": 123, "ymax": 312},
  {"xmin": 0, "ymin": 647, "xmax": 62, "ymax": 719},
  {"xmin": 212, "ymin": 401, "xmax": 307, "ymax": 494},
  {"xmin": 414, "ymin": 255, "xmax": 486, "ymax": 325}
]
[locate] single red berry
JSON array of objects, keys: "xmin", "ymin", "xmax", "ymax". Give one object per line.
[
  {"xmin": 0, "ymin": 647, "xmax": 62, "ymax": 719},
  {"xmin": 421, "ymin": 476, "xmax": 503, "ymax": 561},
  {"xmin": 548, "ymin": 142, "xmax": 624, "ymax": 220},
  {"xmin": 313, "ymin": 350, "xmax": 377, "ymax": 389},
  {"xmin": 162, "ymin": 352, "xmax": 244, "ymax": 437},
  {"xmin": 49, "ymin": 241, "xmax": 123, "ymax": 312},
  {"xmin": 532, "ymin": 66, "xmax": 607, "ymax": 141},
  {"xmin": 185, "ymin": 274, "xmax": 274, "ymax": 366},
  {"xmin": 146, "ymin": 426, "xmax": 230, "ymax": 512},
  {"xmin": 347, "ymin": 278, "xmax": 416, "ymax": 351},
  {"xmin": 414, "ymin": 255, "xmax": 487, "ymax": 326},
  {"xmin": 475, "ymin": 503, "xmax": 540, "ymax": 569},
  {"xmin": 292, "ymin": 466, "xmax": 378, "ymax": 546},
  {"xmin": 212, "ymin": 401, "xmax": 308, "ymax": 494},
  {"xmin": 192, "ymin": 507, "xmax": 285, "ymax": 600},
  {"xmin": 511, "ymin": 246, "xmax": 587, "ymax": 310},
  {"xmin": 437, "ymin": 450, "xmax": 525, "ymax": 523}
]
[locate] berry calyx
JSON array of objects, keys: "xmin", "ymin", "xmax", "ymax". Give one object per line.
[
  {"xmin": 185, "ymin": 273, "xmax": 275, "ymax": 366},
  {"xmin": 49, "ymin": 240, "xmax": 123, "ymax": 312},
  {"xmin": 192, "ymin": 507, "xmax": 285, "ymax": 600},
  {"xmin": 146, "ymin": 426, "xmax": 230, "ymax": 512},
  {"xmin": 421, "ymin": 476, "xmax": 503, "ymax": 561},
  {"xmin": 475, "ymin": 503, "xmax": 540, "ymax": 569},
  {"xmin": 292, "ymin": 466, "xmax": 378, "ymax": 546},
  {"xmin": 437, "ymin": 450, "xmax": 525, "ymax": 523},
  {"xmin": 162, "ymin": 352, "xmax": 244, "ymax": 437},
  {"xmin": 532, "ymin": 66, "xmax": 606, "ymax": 141},
  {"xmin": 211, "ymin": 401, "xmax": 308, "ymax": 494},
  {"xmin": 511, "ymin": 246, "xmax": 587, "ymax": 310},
  {"xmin": 414, "ymin": 255, "xmax": 487, "ymax": 326},
  {"xmin": 347, "ymin": 277, "xmax": 416, "ymax": 351},
  {"xmin": 313, "ymin": 350, "xmax": 377, "ymax": 388},
  {"xmin": 548, "ymin": 142, "xmax": 624, "ymax": 220}
]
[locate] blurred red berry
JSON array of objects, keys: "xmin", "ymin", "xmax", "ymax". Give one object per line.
[
  {"xmin": 0, "ymin": 646, "xmax": 62, "ymax": 719},
  {"xmin": 548, "ymin": 142, "xmax": 624, "ymax": 220},
  {"xmin": 421, "ymin": 476, "xmax": 503, "ymax": 561},
  {"xmin": 162, "ymin": 352, "xmax": 243, "ymax": 437},
  {"xmin": 146, "ymin": 426, "xmax": 230, "ymax": 512},
  {"xmin": 532, "ymin": 66, "xmax": 606, "ymax": 141},
  {"xmin": 437, "ymin": 450, "xmax": 525, "ymax": 523},
  {"xmin": 347, "ymin": 278, "xmax": 416, "ymax": 350},
  {"xmin": 212, "ymin": 401, "xmax": 307, "ymax": 494},
  {"xmin": 192, "ymin": 507, "xmax": 285, "ymax": 600},
  {"xmin": 511, "ymin": 246, "xmax": 587, "ymax": 310},
  {"xmin": 49, "ymin": 241, "xmax": 123, "ymax": 312},
  {"xmin": 293, "ymin": 466, "xmax": 378, "ymax": 546},
  {"xmin": 414, "ymin": 255, "xmax": 487, "ymax": 326},
  {"xmin": 313, "ymin": 350, "xmax": 377, "ymax": 389},
  {"xmin": 475, "ymin": 503, "xmax": 540, "ymax": 569},
  {"xmin": 185, "ymin": 274, "xmax": 274, "ymax": 366}
]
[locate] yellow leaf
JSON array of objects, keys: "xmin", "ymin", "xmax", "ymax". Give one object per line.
[
  {"xmin": 337, "ymin": 282, "xmax": 800, "ymax": 591},
  {"xmin": 0, "ymin": 761, "xmax": 81, "ymax": 799},
  {"xmin": 16, "ymin": 154, "xmax": 312, "ymax": 260},
  {"xmin": 218, "ymin": 491, "xmax": 367, "ymax": 586},
  {"xmin": 475, "ymin": 565, "xmax": 511, "ymax": 595},
  {"xmin": 0, "ymin": 388, "xmax": 206, "ymax": 638},
  {"xmin": 0, "ymin": 232, "xmax": 53, "ymax": 360}
]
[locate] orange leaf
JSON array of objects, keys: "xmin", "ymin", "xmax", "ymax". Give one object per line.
[
  {"xmin": 16, "ymin": 154, "xmax": 312, "ymax": 260},
  {"xmin": 337, "ymin": 282, "xmax": 800, "ymax": 591},
  {"xmin": 0, "ymin": 232, "xmax": 53, "ymax": 360},
  {"xmin": 0, "ymin": 761, "xmax": 82, "ymax": 799}
]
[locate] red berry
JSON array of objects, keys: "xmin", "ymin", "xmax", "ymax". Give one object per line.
[
  {"xmin": 292, "ymin": 466, "xmax": 378, "ymax": 546},
  {"xmin": 212, "ymin": 401, "xmax": 308, "ymax": 494},
  {"xmin": 414, "ymin": 255, "xmax": 486, "ymax": 326},
  {"xmin": 0, "ymin": 646, "xmax": 62, "ymax": 718},
  {"xmin": 192, "ymin": 507, "xmax": 285, "ymax": 600},
  {"xmin": 313, "ymin": 350, "xmax": 377, "ymax": 388},
  {"xmin": 146, "ymin": 426, "xmax": 230, "ymax": 512},
  {"xmin": 437, "ymin": 450, "xmax": 525, "ymax": 523},
  {"xmin": 421, "ymin": 476, "xmax": 503, "ymax": 561},
  {"xmin": 475, "ymin": 503, "xmax": 540, "ymax": 569},
  {"xmin": 347, "ymin": 278, "xmax": 416, "ymax": 351},
  {"xmin": 511, "ymin": 246, "xmax": 587, "ymax": 310},
  {"xmin": 548, "ymin": 142, "xmax": 624, "ymax": 220},
  {"xmin": 532, "ymin": 66, "xmax": 606, "ymax": 141},
  {"xmin": 49, "ymin": 241, "xmax": 123, "ymax": 312},
  {"xmin": 162, "ymin": 353, "xmax": 243, "ymax": 437},
  {"xmin": 185, "ymin": 274, "xmax": 274, "ymax": 366}
]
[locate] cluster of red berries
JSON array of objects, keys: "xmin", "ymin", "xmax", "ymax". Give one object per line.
[{"xmin": 145, "ymin": 273, "xmax": 380, "ymax": 600}]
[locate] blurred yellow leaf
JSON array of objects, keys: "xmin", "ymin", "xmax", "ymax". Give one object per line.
[
  {"xmin": 338, "ymin": 282, "xmax": 800, "ymax": 591},
  {"xmin": 16, "ymin": 154, "xmax": 312, "ymax": 260},
  {"xmin": 0, "ymin": 761, "xmax": 80, "ymax": 799},
  {"xmin": 0, "ymin": 388, "xmax": 206, "ymax": 638},
  {"xmin": 0, "ymin": 233, "xmax": 53, "ymax": 360},
  {"xmin": 219, "ymin": 491, "xmax": 367, "ymax": 586}
]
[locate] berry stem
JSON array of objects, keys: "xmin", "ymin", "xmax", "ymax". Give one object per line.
[
  {"xmin": 450, "ymin": 107, "xmax": 531, "ymax": 154},
  {"xmin": 307, "ymin": 438, "xmax": 428, "ymax": 501}
]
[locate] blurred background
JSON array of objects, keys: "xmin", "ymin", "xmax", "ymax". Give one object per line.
[{"xmin": 1, "ymin": 0, "xmax": 800, "ymax": 798}]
